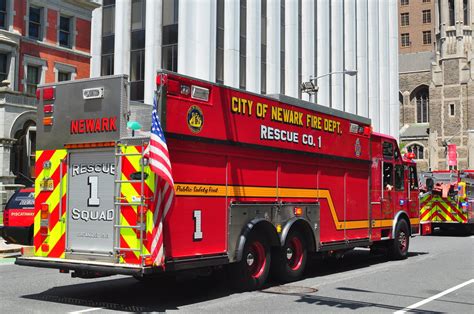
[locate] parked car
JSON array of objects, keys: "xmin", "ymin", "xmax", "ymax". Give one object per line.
[{"xmin": 1, "ymin": 188, "xmax": 34, "ymax": 245}]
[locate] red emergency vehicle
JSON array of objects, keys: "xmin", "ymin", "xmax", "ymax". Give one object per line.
[
  {"xmin": 420, "ymin": 170, "xmax": 474, "ymax": 233},
  {"xmin": 2, "ymin": 188, "xmax": 35, "ymax": 245},
  {"xmin": 16, "ymin": 72, "xmax": 421, "ymax": 290}
]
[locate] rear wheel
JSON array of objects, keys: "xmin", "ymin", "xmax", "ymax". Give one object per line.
[
  {"xmin": 273, "ymin": 230, "xmax": 307, "ymax": 282},
  {"xmin": 231, "ymin": 232, "xmax": 271, "ymax": 291},
  {"xmin": 389, "ymin": 219, "xmax": 409, "ymax": 260}
]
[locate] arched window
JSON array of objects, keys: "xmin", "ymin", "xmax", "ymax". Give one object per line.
[
  {"xmin": 416, "ymin": 89, "xmax": 429, "ymax": 123},
  {"xmin": 407, "ymin": 144, "xmax": 424, "ymax": 160}
]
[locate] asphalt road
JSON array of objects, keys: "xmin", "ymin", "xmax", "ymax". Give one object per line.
[{"xmin": 0, "ymin": 233, "xmax": 473, "ymax": 313}]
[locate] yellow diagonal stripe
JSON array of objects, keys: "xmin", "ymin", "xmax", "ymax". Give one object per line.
[{"xmin": 175, "ymin": 183, "xmax": 415, "ymax": 230}]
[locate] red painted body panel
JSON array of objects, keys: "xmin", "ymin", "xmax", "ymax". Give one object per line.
[{"xmin": 157, "ymin": 73, "xmax": 419, "ymax": 260}]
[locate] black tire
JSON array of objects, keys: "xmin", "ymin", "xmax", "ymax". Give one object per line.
[
  {"xmin": 389, "ymin": 219, "xmax": 410, "ymax": 260},
  {"xmin": 230, "ymin": 231, "xmax": 271, "ymax": 291},
  {"xmin": 273, "ymin": 230, "xmax": 307, "ymax": 283}
]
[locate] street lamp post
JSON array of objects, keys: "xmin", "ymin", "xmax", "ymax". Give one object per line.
[{"xmin": 300, "ymin": 69, "xmax": 358, "ymax": 103}]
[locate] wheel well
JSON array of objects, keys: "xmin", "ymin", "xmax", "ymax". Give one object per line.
[
  {"xmin": 235, "ymin": 219, "xmax": 280, "ymax": 262},
  {"xmin": 395, "ymin": 213, "xmax": 411, "ymax": 237},
  {"xmin": 252, "ymin": 220, "xmax": 280, "ymax": 247},
  {"xmin": 284, "ymin": 219, "xmax": 316, "ymax": 253}
]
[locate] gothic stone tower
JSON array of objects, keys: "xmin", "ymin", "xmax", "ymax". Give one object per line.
[{"xmin": 430, "ymin": 0, "xmax": 474, "ymax": 170}]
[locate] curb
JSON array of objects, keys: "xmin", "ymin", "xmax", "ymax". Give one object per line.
[{"xmin": 0, "ymin": 247, "xmax": 22, "ymax": 254}]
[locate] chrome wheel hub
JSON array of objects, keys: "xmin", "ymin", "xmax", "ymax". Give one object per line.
[{"xmin": 246, "ymin": 252, "xmax": 255, "ymax": 266}]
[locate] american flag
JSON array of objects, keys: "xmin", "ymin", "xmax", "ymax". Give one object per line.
[{"xmin": 149, "ymin": 94, "xmax": 174, "ymax": 267}]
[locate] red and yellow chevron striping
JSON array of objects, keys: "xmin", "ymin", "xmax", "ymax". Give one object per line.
[
  {"xmin": 118, "ymin": 144, "xmax": 155, "ymax": 264},
  {"xmin": 34, "ymin": 149, "xmax": 68, "ymax": 258},
  {"xmin": 420, "ymin": 194, "xmax": 467, "ymax": 224}
]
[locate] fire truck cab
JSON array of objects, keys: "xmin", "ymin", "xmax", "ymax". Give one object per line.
[{"xmin": 16, "ymin": 72, "xmax": 421, "ymax": 290}]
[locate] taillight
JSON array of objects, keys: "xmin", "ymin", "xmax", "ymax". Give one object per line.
[
  {"xmin": 3, "ymin": 210, "xmax": 8, "ymax": 226},
  {"xmin": 167, "ymin": 79, "xmax": 180, "ymax": 95},
  {"xmin": 43, "ymin": 117, "xmax": 54, "ymax": 126},
  {"xmin": 41, "ymin": 243, "xmax": 49, "ymax": 252},
  {"xmin": 41, "ymin": 203, "xmax": 49, "ymax": 220},
  {"xmin": 44, "ymin": 104, "xmax": 54, "ymax": 114},
  {"xmin": 363, "ymin": 126, "xmax": 372, "ymax": 136},
  {"xmin": 42, "ymin": 87, "xmax": 55, "ymax": 100}
]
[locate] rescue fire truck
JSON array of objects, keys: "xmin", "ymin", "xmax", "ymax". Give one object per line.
[
  {"xmin": 16, "ymin": 72, "xmax": 424, "ymax": 290},
  {"xmin": 420, "ymin": 170, "xmax": 474, "ymax": 233}
]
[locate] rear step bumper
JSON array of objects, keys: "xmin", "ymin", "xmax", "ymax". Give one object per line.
[{"xmin": 15, "ymin": 257, "xmax": 159, "ymax": 276}]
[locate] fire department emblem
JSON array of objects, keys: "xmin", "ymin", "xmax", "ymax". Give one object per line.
[
  {"xmin": 355, "ymin": 138, "xmax": 362, "ymax": 157},
  {"xmin": 187, "ymin": 105, "xmax": 203, "ymax": 133}
]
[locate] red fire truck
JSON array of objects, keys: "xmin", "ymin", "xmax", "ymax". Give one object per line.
[
  {"xmin": 420, "ymin": 170, "xmax": 474, "ymax": 233},
  {"xmin": 16, "ymin": 72, "xmax": 423, "ymax": 290}
]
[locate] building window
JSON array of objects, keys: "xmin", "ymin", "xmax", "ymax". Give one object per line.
[
  {"xmin": 416, "ymin": 89, "xmax": 429, "ymax": 123},
  {"xmin": 261, "ymin": 0, "xmax": 267, "ymax": 94},
  {"xmin": 280, "ymin": 1, "xmax": 285, "ymax": 94},
  {"xmin": 162, "ymin": 0, "xmax": 179, "ymax": 72},
  {"xmin": 449, "ymin": 0, "xmax": 455, "ymax": 26},
  {"xmin": 101, "ymin": 0, "xmax": 115, "ymax": 76},
  {"xmin": 240, "ymin": 0, "xmax": 247, "ymax": 89},
  {"xmin": 29, "ymin": 6, "xmax": 43, "ymax": 40},
  {"xmin": 401, "ymin": 33, "xmax": 410, "ymax": 47},
  {"xmin": 216, "ymin": 0, "xmax": 224, "ymax": 84},
  {"xmin": 407, "ymin": 144, "xmax": 424, "ymax": 160},
  {"xmin": 449, "ymin": 103, "xmax": 455, "ymax": 116},
  {"xmin": 422, "ymin": 0, "xmax": 430, "ymax": 3},
  {"xmin": 26, "ymin": 65, "xmax": 41, "ymax": 95},
  {"xmin": 58, "ymin": 71, "xmax": 71, "ymax": 82},
  {"xmin": 464, "ymin": 0, "xmax": 469, "ymax": 25},
  {"xmin": 422, "ymin": 10, "xmax": 431, "ymax": 23},
  {"xmin": 401, "ymin": 13, "xmax": 409, "ymax": 26},
  {"xmin": 59, "ymin": 16, "xmax": 72, "ymax": 48},
  {"xmin": 401, "ymin": 0, "xmax": 409, "ymax": 5},
  {"xmin": 0, "ymin": 0, "xmax": 6, "ymax": 29},
  {"xmin": 0, "ymin": 52, "xmax": 7, "ymax": 81},
  {"xmin": 130, "ymin": 0, "xmax": 146, "ymax": 102},
  {"xmin": 423, "ymin": 31, "xmax": 432, "ymax": 44},
  {"xmin": 55, "ymin": 62, "xmax": 76, "ymax": 82}
]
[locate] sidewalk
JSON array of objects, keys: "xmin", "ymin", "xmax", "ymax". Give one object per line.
[{"xmin": 0, "ymin": 236, "xmax": 24, "ymax": 254}]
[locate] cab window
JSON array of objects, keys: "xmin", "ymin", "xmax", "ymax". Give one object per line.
[
  {"xmin": 409, "ymin": 166, "xmax": 418, "ymax": 190},
  {"xmin": 395, "ymin": 165, "xmax": 404, "ymax": 191},
  {"xmin": 383, "ymin": 142, "xmax": 393, "ymax": 159},
  {"xmin": 383, "ymin": 163, "xmax": 394, "ymax": 189}
]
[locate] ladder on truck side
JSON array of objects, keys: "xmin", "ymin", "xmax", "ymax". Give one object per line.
[{"xmin": 112, "ymin": 137, "xmax": 151, "ymax": 265}]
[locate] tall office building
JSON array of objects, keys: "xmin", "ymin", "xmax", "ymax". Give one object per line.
[{"xmin": 90, "ymin": 0, "xmax": 400, "ymax": 138}]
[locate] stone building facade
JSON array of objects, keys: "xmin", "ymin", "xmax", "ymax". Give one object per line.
[
  {"xmin": 399, "ymin": 0, "xmax": 473, "ymax": 171},
  {"xmin": 0, "ymin": 0, "xmax": 98, "ymax": 208}
]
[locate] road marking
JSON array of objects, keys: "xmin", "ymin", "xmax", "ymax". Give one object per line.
[
  {"xmin": 69, "ymin": 308, "xmax": 103, "ymax": 314},
  {"xmin": 394, "ymin": 278, "xmax": 474, "ymax": 314}
]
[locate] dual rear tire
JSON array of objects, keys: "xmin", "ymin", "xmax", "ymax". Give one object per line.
[
  {"xmin": 231, "ymin": 229, "xmax": 308, "ymax": 290},
  {"xmin": 273, "ymin": 230, "xmax": 307, "ymax": 283},
  {"xmin": 230, "ymin": 231, "xmax": 271, "ymax": 291}
]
